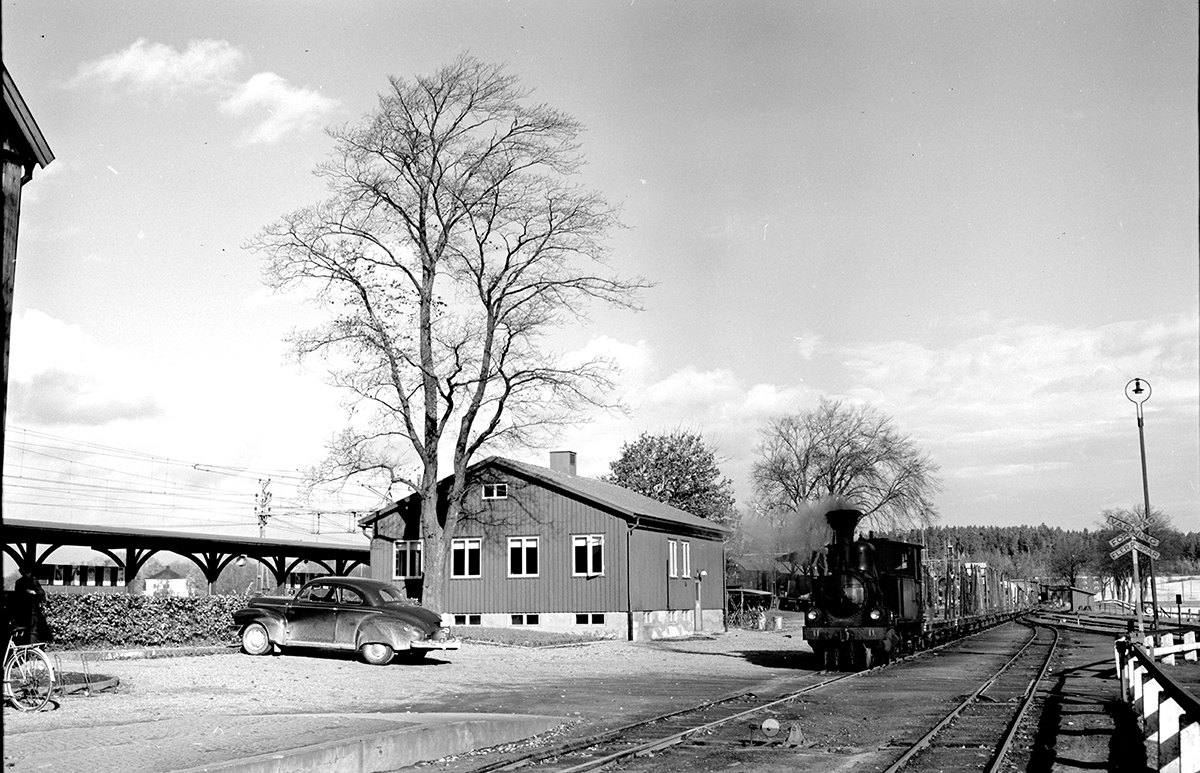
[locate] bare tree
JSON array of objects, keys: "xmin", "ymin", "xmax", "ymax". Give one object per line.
[
  {"xmin": 1048, "ymin": 530, "xmax": 1092, "ymax": 587},
  {"xmin": 249, "ymin": 55, "xmax": 646, "ymax": 609},
  {"xmin": 751, "ymin": 398, "xmax": 941, "ymax": 531}
]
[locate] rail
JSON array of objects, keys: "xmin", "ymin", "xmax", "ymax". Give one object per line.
[
  {"xmin": 1115, "ymin": 637, "xmax": 1200, "ymax": 773},
  {"xmin": 882, "ymin": 622, "xmax": 1057, "ymax": 773}
]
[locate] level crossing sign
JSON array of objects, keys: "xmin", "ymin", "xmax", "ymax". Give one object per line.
[{"xmin": 1107, "ymin": 515, "xmax": 1161, "ymax": 560}]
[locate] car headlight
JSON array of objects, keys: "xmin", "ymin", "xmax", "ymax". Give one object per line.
[{"xmin": 867, "ymin": 608, "xmax": 883, "ymax": 622}]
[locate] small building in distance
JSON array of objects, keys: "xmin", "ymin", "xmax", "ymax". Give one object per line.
[
  {"xmin": 143, "ymin": 565, "xmax": 190, "ymax": 597},
  {"xmin": 359, "ymin": 452, "xmax": 731, "ymax": 641}
]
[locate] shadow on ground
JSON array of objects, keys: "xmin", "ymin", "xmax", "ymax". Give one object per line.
[{"xmin": 1025, "ymin": 658, "xmax": 1147, "ymax": 773}]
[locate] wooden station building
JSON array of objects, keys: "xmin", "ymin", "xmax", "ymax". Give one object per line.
[{"xmin": 359, "ymin": 452, "xmax": 731, "ymax": 641}]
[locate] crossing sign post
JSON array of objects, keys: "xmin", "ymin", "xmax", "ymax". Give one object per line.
[{"xmin": 1108, "ymin": 507, "xmax": 1153, "ymax": 636}]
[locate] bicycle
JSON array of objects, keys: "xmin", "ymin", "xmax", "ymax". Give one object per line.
[{"xmin": 4, "ymin": 627, "xmax": 56, "ymax": 712}]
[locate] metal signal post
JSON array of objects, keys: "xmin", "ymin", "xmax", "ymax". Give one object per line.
[{"xmin": 1123, "ymin": 378, "xmax": 1159, "ymax": 633}]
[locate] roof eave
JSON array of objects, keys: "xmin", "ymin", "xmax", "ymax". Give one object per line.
[
  {"xmin": 3, "ymin": 67, "xmax": 54, "ymax": 169},
  {"xmin": 358, "ymin": 456, "xmax": 732, "ymax": 539}
]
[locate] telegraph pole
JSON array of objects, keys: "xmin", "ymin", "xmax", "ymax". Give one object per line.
[{"xmin": 255, "ymin": 478, "xmax": 272, "ymax": 592}]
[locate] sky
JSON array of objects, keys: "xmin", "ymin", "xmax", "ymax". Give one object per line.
[{"xmin": 3, "ymin": 0, "xmax": 1197, "ymax": 552}]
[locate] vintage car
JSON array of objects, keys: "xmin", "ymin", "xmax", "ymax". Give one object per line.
[{"xmin": 232, "ymin": 576, "xmax": 459, "ymax": 665}]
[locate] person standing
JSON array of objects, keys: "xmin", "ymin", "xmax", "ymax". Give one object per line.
[{"xmin": 13, "ymin": 569, "xmax": 51, "ymax": 644}]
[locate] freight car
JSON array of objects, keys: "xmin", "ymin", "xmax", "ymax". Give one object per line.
[{"xmin": 802, "ymin": 507, "xmax": 1031, "ymax": 670}]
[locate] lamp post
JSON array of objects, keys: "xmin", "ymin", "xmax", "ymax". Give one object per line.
[{"xmin": 1125, "ymin": 378, "xmax": 1159, "ymax": 633}]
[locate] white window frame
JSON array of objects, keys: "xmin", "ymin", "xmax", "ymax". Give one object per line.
[
  {"xmin": 668, "ymin": 539, "xmax": 678, "ymax": 578},
  {"xmin": 572, "ymin": 534, "xmax": 604, "ymax": 577},
  {"xmin": 508, "ymin": 536, "xmax": 539, "ymax": 577},
  {"xmin": 451, "ymin": 538, "xmax": 482, "ymax": 578},
  {"xmin": 394, "ymin": 540, "xmax": 423, "ymax": 579},
  {"xmin": 681, "ymin": 541, "xmax": 691, "ymax": 578},
  {"xmin": 482, "ymin": 483, "xmax": 509, "ymax": 500}
]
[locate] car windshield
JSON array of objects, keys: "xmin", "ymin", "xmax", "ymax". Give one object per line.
[{"xmin": 377, "ymin": 585, "xmax": 409, "ymax": 604}]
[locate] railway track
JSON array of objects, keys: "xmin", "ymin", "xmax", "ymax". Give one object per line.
[
  {"xmin": 458, "ymin": 620, "xmax": 1060, "ymax": 773},
  {"xmin": 881, "ymin": 621, "xmax": 1059, "ymax": 773},
  {"xmin": 466, "ymin": 670, "xmax": 862, "ymax": 773}
]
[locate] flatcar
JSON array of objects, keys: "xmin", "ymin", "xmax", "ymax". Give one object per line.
[{"xmin": 802, "ymin": 507, "xmax": 925, "ymax": 669}]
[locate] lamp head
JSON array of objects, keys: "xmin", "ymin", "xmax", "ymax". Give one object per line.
[{"xmin": 1126, "ymin": 377, "xmax": 1152, "ymax": 405}]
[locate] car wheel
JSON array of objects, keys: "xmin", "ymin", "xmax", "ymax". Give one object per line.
[
  {"xmin": 360, "ymin": 642, "xmax": 394, "ymax": 666},
  {"xmin": 241, "ymin": 623, "xmax": 272, "ymax": 656}
]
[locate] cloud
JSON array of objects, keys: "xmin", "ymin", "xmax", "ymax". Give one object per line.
[
  {"xmin": 546, "ymin": 340, "xmax": 815, "ymax": 501},
  {"xmin": 219, "ymin": 72, "xmax": 340, "ymax": 144},
  {"xmin": 7, "ymin": 311, "xmax": 164, "ymax": 427},
  {"xmin": 792, "ymin": 333, "xmax": 822, "ymax": 360},
  {"xmin": 9, "ymin": 370, "xmax": 163, "ymax": 426},
  {"xmin": 70, "ymin": 39, "xmax": 338, "ymax": 143},
  {"xmin": 548, "ymin": 311, "xmax": 1198, "ymax": 526},
  {"xmin": 70, "ymin": 38, "xmax": 244, "ymax": 94}
]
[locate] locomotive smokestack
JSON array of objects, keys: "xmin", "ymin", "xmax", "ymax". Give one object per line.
[{"xmin": 825, "ymin": 508, "xmax": 864, "ymax": 545}]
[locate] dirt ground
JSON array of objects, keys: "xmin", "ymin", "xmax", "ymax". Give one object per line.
[
  {"xmin": 5, "ymin": 627, "xmax": 813, "ymax": 773},
  {"xmin": 3, "ymin": 623, "xmax": 1172, "ymax": 773}
]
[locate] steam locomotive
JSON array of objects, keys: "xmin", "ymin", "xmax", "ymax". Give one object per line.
[{"xmin": 802, "ymin": 507, "xmax": 925, "ymax": 670}]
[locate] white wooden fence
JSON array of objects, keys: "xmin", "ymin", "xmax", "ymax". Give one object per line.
[{"xmin": 1116, "ymin": 632, "xmax": 1200, "ymax": 773}]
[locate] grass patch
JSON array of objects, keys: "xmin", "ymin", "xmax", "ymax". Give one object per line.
[{"xmin": 458, "ymin": 626, "xmax": 616, "ymax": 648}]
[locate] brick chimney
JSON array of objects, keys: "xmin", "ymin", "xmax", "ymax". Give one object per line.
[{"xmin": 549, "ymin": 451, "xmax": 577, "ymax": 476}]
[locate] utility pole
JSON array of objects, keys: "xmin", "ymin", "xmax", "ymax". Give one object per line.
[{"xmin": 255, "ymin": 478, "xmax": 272, "ymax": 592}]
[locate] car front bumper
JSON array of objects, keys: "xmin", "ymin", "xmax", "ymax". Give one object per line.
[{"xmin": 410, "ymin": 638, "xmax": 461, "ymax": 651}]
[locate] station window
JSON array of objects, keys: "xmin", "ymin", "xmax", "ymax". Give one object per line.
[
  {"xmin": 668, "ymin": 539, "xmax": 678, "ymax": 577},
  {"xmin": 454, "ymin": 614, "xmax": 482, "ymax": 626},
  {"xmin": 508, "ymin": 537, "xmax": 539, "ymax": 577},
  {"xmin": 575, "ymin": 613, "xmax": 606, "ymax": 625},
  {"xmin": 451, "ymin": 538, "xmax": 482, "ymax": 578},
  {"xmin": 511, "ymin": 614, "xmax": 540, "ymax": 626},
  {"xmin": 482, "ymin": 483, "xmax": 508, "ymax": 500},
  {"xmin": 394, "ymin": 540, "xmax": 422, "ymax": 579},
  {"xmin": 572, "ymin": 534, "xmax": 604, "ymax": 576}
]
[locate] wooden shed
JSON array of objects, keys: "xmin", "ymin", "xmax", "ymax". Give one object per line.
[{"xmin": 358, "ymin": 452, "xmax": 731, "ymax": 641}]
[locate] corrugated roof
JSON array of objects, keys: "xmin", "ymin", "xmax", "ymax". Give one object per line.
[
  {"xmin": 496, "ymin": 457, "xmax": 731, "ymax": 536},
  {"xmin": 362, "ymin": 455, "xmax": 731, "ymax": 537}
]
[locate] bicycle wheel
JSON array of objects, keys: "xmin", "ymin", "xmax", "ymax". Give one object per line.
[{"xmin": 5, "ymin": 648, "xmax": 53, "ymax": 712}]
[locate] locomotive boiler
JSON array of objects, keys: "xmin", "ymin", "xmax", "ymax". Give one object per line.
[{"xmin": 802, "ymin": 507, "xmax": 925, "ymax": 670}]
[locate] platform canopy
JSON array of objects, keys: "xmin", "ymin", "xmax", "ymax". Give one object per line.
[{"xmin": 2, "ymin": 517, "xmax": 369, "ymax": 589}]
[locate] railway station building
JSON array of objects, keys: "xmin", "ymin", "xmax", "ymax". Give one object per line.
[{"xmin": 358, "ymin": 452, "xmax": 731, "ymax": 641}]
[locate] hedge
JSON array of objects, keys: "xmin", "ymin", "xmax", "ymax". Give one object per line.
[{"xmin": 38, "ymin": 593, "xmax": 251, "ymax": 649}]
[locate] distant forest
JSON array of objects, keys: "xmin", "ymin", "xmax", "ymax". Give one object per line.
[{"xmin": 882, "ymin": 523, "xmax": 1200, "ymax": 588}]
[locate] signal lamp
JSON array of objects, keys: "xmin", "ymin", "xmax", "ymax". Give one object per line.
[{"xmin": 868, "ymin": 608, "xmax": 883, "ymax": 622}]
